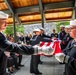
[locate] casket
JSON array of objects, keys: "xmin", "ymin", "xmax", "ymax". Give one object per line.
[{"xmin": 36, "ymin": 39, "xmax": 62, "ymax": 56}]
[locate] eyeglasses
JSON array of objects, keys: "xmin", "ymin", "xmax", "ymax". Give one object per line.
[{"xmin": 70, "ymin": 28, "xmax": 76, "ymax": 31}]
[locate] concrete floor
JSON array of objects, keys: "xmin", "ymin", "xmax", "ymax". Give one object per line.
[{"xmin": 13, "ymin": 55, "xmax": 64, "ymax": 75}]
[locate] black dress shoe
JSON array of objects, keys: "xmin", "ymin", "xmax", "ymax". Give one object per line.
[
  {"xmin": 30, "ymin": 71, "xmax": 34, "ymax": 73},
  {"xmin": 63, "ymin": 72, "xmax": 65, "ymax": 75},
  {"xmin": 18, "ymin": 64, "xmax": 24, "ymax": 67},
  {"xmin": 34, "ymin": 72, "xmax": 42, "ymax": 74},
  {"xmin": 59, "ymin": 62, "xmax": 65, "ymax": 64}
]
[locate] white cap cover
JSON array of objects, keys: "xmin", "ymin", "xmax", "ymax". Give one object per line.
[
  {"xmin": 65, "ymin": 25, "xmax": 70, "ymax": 28},
  {"xmin": 60, "ymin": 25, "xmax": 65, "ymax": 28},
  {"xmin": 0, "ymin": 11, "xmax": 8, "ymax": 19},
  {"xmin": 40, "ymin": 27, "xmax": 44, "ymax": 30},
  {"xmin": 33, "ymin": 29, "xmax": 41, "ymax": 32},
  {"xmin": 70, "ymin": 19, "xmax": 76, "ymax": 26}
]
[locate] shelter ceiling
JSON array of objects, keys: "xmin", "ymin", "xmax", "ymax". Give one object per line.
[{"xmin": 0, "ymin": 0, "xmax": 74, "ymax": 25}]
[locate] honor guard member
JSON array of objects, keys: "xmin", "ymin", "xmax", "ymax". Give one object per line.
[
  {"xmin": 58, "ymin": 25, "xmax": 66, "ymax": 40},
  {"xmin": 40, "ymin": 27, "xmax": 51, "ymax": 38},
  {"xmin": 0, "ymin": 11, "xmax": 39, "ymax": 75},
  {"xmin": 61, "ymin": 25, "xmax": 73, "ymax": 50},
  {"xmin": 55, "ymin": 19, "xmax": 76, "ymax": 75},
  {"xmin": 40, "ymin": 27, "xmax": 51, "ymax": 64},
  {"xmin": 51, "ymin": 29, "xmax": 58, "ymax": 38},
  {"xmin": 30, "ymin": 28, "xmax": 52, "ymax": 74}
]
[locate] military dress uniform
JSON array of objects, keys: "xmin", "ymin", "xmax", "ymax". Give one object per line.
[
  {"xmin": 0, "ymin": 51, "xmax": 7, "ymax": 75},
  {"xmin": 0, "ymin": 32, "xmax": 34, "ymax": 75},
  {"xmin": 30, "ymin": 35, "xmax": 52, "ymax": 74},
  {"xmin": 51, "ymin": 33, "xmax": 58, "ymax": 38},
  {"xmin": 63, "ymin": 39, "xmax": 76, "ymax": 75},
  {"xmin": 58, "ymin": 30, "xmax": 66, "ymax": 40},
  {"xmin": 40, "ymin": 33, "xmax": 51, "ymax": 38},
  {"xmin": 61, "ymin": 33, "xmax": 73, "ymax": 50},
  {"xmin": 55, "ymin": 20, "xmax": 76, "ymax": 75},
  {"xmin": 40, "ymin": 33, "xmax": 51, "ymax": 63}
]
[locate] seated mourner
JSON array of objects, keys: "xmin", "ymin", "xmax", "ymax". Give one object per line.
[
  {"xmin": 5, "ymin": 52, "xmax": 14, "ymax": 73},
  {"xmin": 10, "ymin": 52, "xmax": 21, "ymax": 70},
  {"xmin": 55, "ymin": 19, "xmax": 76, "ymax": 75},
  {"xmin": 3, "ymin": 51, "xmax": 14, "ymax": 75}
]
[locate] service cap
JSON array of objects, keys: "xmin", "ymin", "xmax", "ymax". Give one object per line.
[
  {"xmin": 0, "ymin": 11, "xmax": 8, "ymax": 19},
  {"xmin": 33, "ymin": 29, "xmax": 41, "ymax": 33},
  {"xmin": 65, "ymin": 25, "xmax": 70, "ymax": 28},
  {"xmin": 70, "ymin": 19, "xmax": 76, "ymax": 26},
  {"xmin": 60, "ymin": 25, "xmax": 65, "ymax": 28},
  {"xmin": 40, "ymin": 27, "xmax": 44, "ymax": 30}
]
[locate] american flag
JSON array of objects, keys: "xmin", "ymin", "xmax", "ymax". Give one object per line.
[{"xmin": 37, "ymin": 39, "xmax": 62, "ymax": 56}]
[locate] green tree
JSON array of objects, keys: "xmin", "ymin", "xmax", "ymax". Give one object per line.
[
  {"xmin": 3, "ymin": 25, "xmax": 24, "ymax": 35},
  {"xmin": 16, "ymin": 25, "xmax": 24, "ymax": 33},
  {"xmin": 56, "ymin": 21, "xmax": 69, "ymax": 33}
]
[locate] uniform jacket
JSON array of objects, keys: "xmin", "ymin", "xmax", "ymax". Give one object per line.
[
  {"xmin": 40, "ymin": 33, "xmax": 51, "ymax": 38},
  {"xmin": 30, "ymin": 35, "xmax": 52, "ymax": 46},
  {"xmin": 0, "ymin": 32, "xmax": 34, "ymax": 75},
  {"xmin": 0, "ymin": 32, "xmax": 34, "ymax": 55},
  {"xmin": 63, "ymin": 39, "xmax": 76, "ymax": 73},
  {"xmin": 61, "ymin": 33, "xmax": 73, "ymax": 50},
  {"xmin": 51, "ymin": 33, "xmax": 58, "ymax": 38},
  {"xmin": 58, "ymin": 30, "xmax": 66, "ymax": 40},
  {"xmin": 0, "ymin": 51, "xmax": 7, "ymax": 75}
]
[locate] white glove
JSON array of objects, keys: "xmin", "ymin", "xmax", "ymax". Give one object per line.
[
  {"xmin": 33, "ymin": 45, "xmax": 54, "ymax": 55},
  {"xmin": 42, "ymin": 46, "xmax": 53, "ymax": 55},
  {"xmin": 55, "ymin": 53, "xmax": 69, "ymax": 63},
  {"xmin": 33, "ymin": 45, "xmax": 38, "ymax": 55}
]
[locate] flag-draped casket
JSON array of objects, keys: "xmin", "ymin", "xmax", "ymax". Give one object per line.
[{"xmin": 36, "ymin": 39, "xmax": 62, "ymax": 56}]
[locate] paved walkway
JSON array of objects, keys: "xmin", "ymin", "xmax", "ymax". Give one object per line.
[{"xmin": 14, "ymin": 55, "xmax": 64, "ymax": 75}]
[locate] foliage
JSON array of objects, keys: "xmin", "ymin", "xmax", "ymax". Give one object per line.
[
  {"xmin": 56, "ymin": 21, "xmax": 69, "ymax": 33},
  {"xmin": 16, "ymin": 25, "xmax": 24, "ymax": 33},
  {"xmin": 3, "ymin": 25, "xmax": 24, "ymax": 35},
  {"xmin": 3, "ymin": 21, "xmax": 70, "ymax": 35}
]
